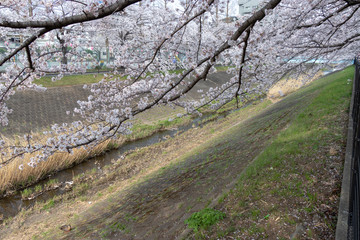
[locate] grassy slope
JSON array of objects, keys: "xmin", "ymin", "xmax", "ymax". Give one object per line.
[
  {"xmin": 54, "ymin": 69, "xmax": 342, "ymax": 239},
  {"xmin": 0, "ymin": 67, "xmax": 352, "ymax": 239},
  {"xmin": 32, "ymin": 66, "xmax": 229, "ymax": 88},
  {"xmin": 33, "ymin": 74, "xmax": 106, "ymax": 87},
  {"xmin": 192, "ymin": 67, "xmax": 354, "ymax": 239},
  {"xmin": 0, "ymin": 98, "xmax": 272, "ymax": 240}
]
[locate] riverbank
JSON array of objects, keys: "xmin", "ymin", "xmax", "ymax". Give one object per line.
[
  {"xmin": 0, "ymin": 71, "xmax": 236, "ymax": 194},
  {"xmin": 0, "ymin": 67, "xmax": 351, "ymax": 239},
  {"xmin": 0, "ymin": 95, "xmax": 273, "ymax": 239}
]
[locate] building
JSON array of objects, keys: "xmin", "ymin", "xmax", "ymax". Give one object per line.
[{"xmin": 238, "ymin": 0, "xmax": 263, "ymax": 15}]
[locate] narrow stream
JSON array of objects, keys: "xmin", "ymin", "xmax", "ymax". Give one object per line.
[
  {"xmin": 0, "ymin": 109, "xmax": 234, "ymax": 222},
  {"xmin": 0, "ymin": 70, "xmax": 339, "ymax": 223},
  {"xmin": 0, "ymin": 97, "xmax": 263, "ymax": 223}
]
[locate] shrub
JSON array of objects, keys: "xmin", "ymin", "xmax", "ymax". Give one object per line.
[{"xmin": 185, "ymin": 208, "xmax": 225, "ymax": 232}]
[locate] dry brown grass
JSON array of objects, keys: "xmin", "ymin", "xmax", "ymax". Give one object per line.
[
  {"xmin": 0, "ymin": 132, "xmax": 124, "ymax": 193},
  {"xmin": 0, "ymin": 108, "xmax": 184, "ymax": 193},
  {"xmin": 0, "ymin": 94, "xmax": 259, "ymax": 194},
  {"xmin": 0, "ymin": 108, "xmax": 183, "ymax": 194},
  {"xmin": 0, "ymin": 95, "xmax": 188, "ymax": 194},
  {"xmin": 268, "ymin": 71, "xmax": 323, "ymax": 101}
]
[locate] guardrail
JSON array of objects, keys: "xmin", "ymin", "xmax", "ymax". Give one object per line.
[
  {"xmin": 348, "ymin": 58, "xmax": 360, "ymax": 239},
  {"xmin": 336, "ymin": 59, "xmax": 360, "ymax": 240}
]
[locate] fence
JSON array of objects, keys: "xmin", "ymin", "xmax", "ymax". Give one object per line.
[{"xmin": 349, "ymin": 58, "xmax": 360, "ymax": 239}]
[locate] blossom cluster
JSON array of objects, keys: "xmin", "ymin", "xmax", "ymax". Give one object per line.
[{"xmin": 0, "ymin": 0, "xmax": 358, "ymax": 168}]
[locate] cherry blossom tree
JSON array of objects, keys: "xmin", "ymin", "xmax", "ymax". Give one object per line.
[{"xmin": 0, "ymin": 0, "xmax": 358, "ymax": 167}]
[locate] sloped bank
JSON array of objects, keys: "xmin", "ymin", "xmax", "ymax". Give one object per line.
[
  {"xmin": 0, "ymin": 97, "xmax": 272, "ymax": 240},
  {"xmin": 190, "ymin": 67, "xmax": 353, "ymax": 239},
  {"xmin": 42, "ymin": 72, "xmax": 333, "ymax": 239},
  {"xmin": 0, "ymin": 67, "xmax": 352, "ymax": 240}
]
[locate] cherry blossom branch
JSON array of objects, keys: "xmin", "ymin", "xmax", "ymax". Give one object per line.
[
  {"xmin": 0, "ymin": 1, "xmax": 143, "ymax": 68},
  {"xmin": 133, "ymin": 0, "xmax": 215, "ymax": 83},
  {"xmin": 297, "ymin": 2, "xmax": 349, "ymax": 29},
  {"xmin": 0, "ymin": 70, "xmax": 32, "ymax": 103},
  {"xmin": 166, "ymin": 0, "xmax": 282, "ymax": 102},
  {"xmin": 235, "ymin": 27, "xmax": 251, "ymax": 108},
  {"xmin": 319, "ymin": 4, "xmax": 360, "ymax": 45},
  {"xmin": 0, "ymin": 0, "xmax": 141, "ymax": 29},
  {"xmin": 67, "ymin": 0, "xmax": 88, "ymax": 6},
  {"xmin": 24, "ymin": 0, "xmax": 281, "ymax": 158},
  {"xmin": 289, "ymin": 33, "xmax": 360, "ymax": 49},
  {"xmin": 0, "ymin": 28, "xmax": 50, "ymax": 66},
  {"xmin": 196, "ymin": 16, "xmax": 203, "ymax": 63},
  {"xmin": 1, "ymin": 0, "xmax": 283, "ymax": 166},
  {"xmin": 25, "ymin": 46, "xmax": 34, "ymax": 70},
  {"xmin": 344, "ymin": 0, "xmax": 360, "ymax": 6},
  {"xmin": 335, "ymin": 4, "xmax": 360, "ymax": 27}
]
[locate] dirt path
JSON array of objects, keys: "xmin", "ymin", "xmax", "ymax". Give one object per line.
[{"xmin": 46, "ymin": 85, "xmax": 318, "ymax": 239}]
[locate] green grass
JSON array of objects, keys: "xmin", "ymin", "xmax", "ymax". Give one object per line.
[
  {"xmin": 45, "ymin": 179, "xmax": 58, "ymax": 188},
  {"xmin": 100, "ymin": 221, "xmax": 129, "ymax": 238},
  {"xmin": 33, "ymin": 65, "xmax": 233, "ymax": 88},
  {"xmin": 34, "ymin": 184, "xmax": 42, "ymax": 192},
  {"xmin": 21, "ymin": 188, "xmax": 33, "ymax": 198},
  {"xmin": 127, "ymin": 116, "xmax": 191, "ymax": 140},
  {"xmin": 42, "ymin": 199, "xmax": 55, "ymax": 210},
  {"xmin": 87, "ymin": 67, "xmax": 114, "ymax": 73},
  {"xmin": 86, "ymin": 167, "xmax": 97, "ymax": 175},
  {"xmin": 73, "ymin": 182, "xmax": 90, "ymax": 196},
  {"xmin": 31, "ymin": 230, "xmax": 51, "ymax": 240},
  {"xmin": 33, "ymin": 74, "xmax": 105, "ymax": 87},
  {"xmin": 215, "ymin": 65, "xmax": 233, "ymax": 72},
  {"xmin": 200, "ymin": 66, "xmax": 354, "ymax": 238},
  {"xmin": 185, "ymin": 208, "xmax": 226, "ymax": 232},
  {"xmin": 239, "ymin": 67, "xmax": 353, "ymax": 182}
]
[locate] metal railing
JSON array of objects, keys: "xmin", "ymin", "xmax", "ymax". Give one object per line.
[{"xmin": 349, "ymin": 58, "xmax": 360, "ymax": 239}]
